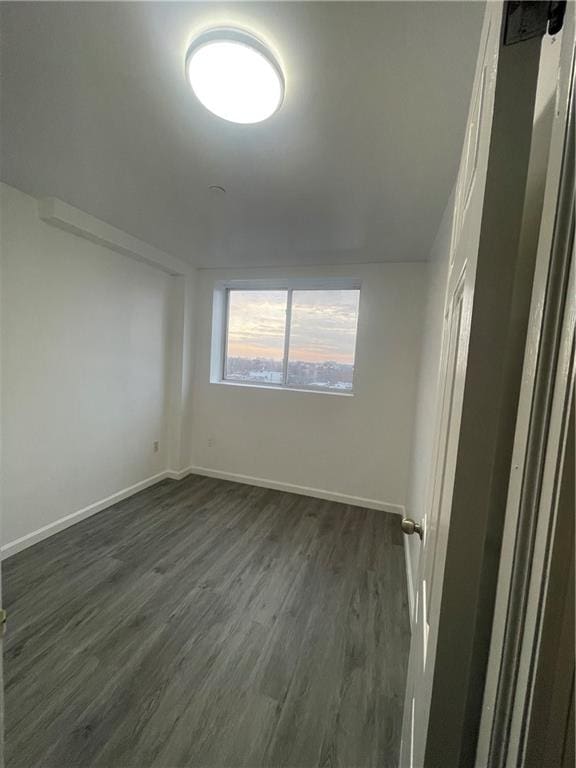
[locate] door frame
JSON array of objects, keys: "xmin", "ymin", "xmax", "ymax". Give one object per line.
[
  {"xmin": 411, "ymin": 7, "xmax": 572, "ymax": 766},
  {"xmin": 476, "ymin": 9, "xmax": 575, "ymax": 765}
]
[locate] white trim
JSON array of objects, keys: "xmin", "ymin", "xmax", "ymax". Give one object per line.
[
  {"xmin": 164, "ymin": 468, "xmax": 190, "ymax": 481},
  {"xmin": 210, "ymin": 380, "xmax": 354, "ymax": 397},
  {"xmin": 281, "ymin": 287, "xmax": 293, "ymax": 385},
  {"xmin": 211, "ymin": 280, "xmax": 361, "ymax": 394},
  {"xmin": 1, "ymin": 471, "xmax": 172, "ymax": 559},
  {"xmin": 214, "ymin": 277, "xmax": 362, "ymax": 291},
  {"xmin": 1, "ymin": 466, "xmax": 405, "ymax": 560},
  {"xmin": 404, "ymin": 535, "xmax": 415, "ymax": 631},
  {"xmin": 37, "ymin": 197, "xmax": 192, "ymax": 277},
  {"xmin": 475, "ymin": 14, "xmax": 575, "ymax": 763},
  {"xmin": 179, "ymin": 465, "xmax": 405, "ymax": 515}
]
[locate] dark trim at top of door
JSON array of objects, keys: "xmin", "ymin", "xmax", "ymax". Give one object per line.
[{"xmin": 503, "ymin": 2, "xmax": 567, "ymax": 45}]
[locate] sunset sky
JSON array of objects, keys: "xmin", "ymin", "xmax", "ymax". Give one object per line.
[{"xmin": 226, "ymin": 289, "xmax": 360, "ymax": 364}]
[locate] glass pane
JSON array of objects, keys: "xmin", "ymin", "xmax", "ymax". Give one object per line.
[
  {"xmin": 225, "ymin": 290, "xmax": 287, "ymax": 384},
  {"xmin": 287, "ymin": 289, "xmax": 360, "ymax": 391}
]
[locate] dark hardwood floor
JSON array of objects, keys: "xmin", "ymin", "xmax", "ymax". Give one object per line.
[{"xmin": 3, "ymin": 475, "xmax": 410, "ymax": 767}]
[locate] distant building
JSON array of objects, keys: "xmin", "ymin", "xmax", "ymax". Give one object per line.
[{"xmin": 226, "ymin": 356, "xmax": 354, "ymax": 390}]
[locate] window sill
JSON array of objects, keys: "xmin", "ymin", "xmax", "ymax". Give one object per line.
[{"xmin": 210, "ymin": 379, "xmax": 355, "ymax": 397}]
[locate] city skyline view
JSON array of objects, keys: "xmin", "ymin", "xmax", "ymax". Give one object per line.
[{"xmin": 225, "ymin": 356, "xmax": 354, "ymax": 391}]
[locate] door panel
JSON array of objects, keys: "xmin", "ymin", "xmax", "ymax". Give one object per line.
[
  {"xmin": 425, "ymin": 274, "xmax": 465, "ymax": 630},
  {"xmin": 451, "ymin": 19, "xmax": 492, "ymax": 265},
  {"xmin": 400, "ymin": 4, "xmax": 503, "ymax": 765}
]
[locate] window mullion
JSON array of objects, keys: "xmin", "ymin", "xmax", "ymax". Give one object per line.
[
  {"xmin": 282, "ymin": 289, "xmax": 293, "ymax": 386},
  {"xmin": 222, "ymin": 288, "xmax": 231, "ymax": 380}
]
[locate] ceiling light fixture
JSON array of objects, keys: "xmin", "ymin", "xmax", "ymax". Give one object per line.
[{"xmin": 185, "ymin": 28, "xmax": 284, "ymax": 124}]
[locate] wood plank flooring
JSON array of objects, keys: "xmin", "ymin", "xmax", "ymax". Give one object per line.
[{"xmin": 3, "ymin": 475, "xmax": 410, "ymax": 767}]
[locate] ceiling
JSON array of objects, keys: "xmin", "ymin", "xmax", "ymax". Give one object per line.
[{"xmin": 0, "ymin": 2, "xmax": 484, "ymax": 267}]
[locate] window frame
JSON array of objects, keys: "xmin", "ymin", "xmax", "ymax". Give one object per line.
[{"xmin": 211, "ymin": 278, "xmax": 361, "ymax": 395}]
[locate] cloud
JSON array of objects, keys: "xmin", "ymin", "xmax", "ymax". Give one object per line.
[{"xmin": 226, "ymin": 289, "xmax": 360, "ymax": 363}]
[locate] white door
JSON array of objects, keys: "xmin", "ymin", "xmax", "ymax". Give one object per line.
[{"xmin": 400, "ymin": 4, "xmax": 503, "ymax": 766}]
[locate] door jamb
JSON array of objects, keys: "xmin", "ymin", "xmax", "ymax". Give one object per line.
[{"xmin": 475, "ymin": 14, "xmax": 575, "ymax": 765}]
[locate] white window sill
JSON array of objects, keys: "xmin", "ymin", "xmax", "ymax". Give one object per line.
[{"xmin": 210, "ymin": 379, "xmax": 355, "ymax": 397}]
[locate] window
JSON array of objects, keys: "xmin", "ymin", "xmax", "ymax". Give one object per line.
[{"xmin": 217, "ymin": 282, "xmax": 360, "ymax": 393}]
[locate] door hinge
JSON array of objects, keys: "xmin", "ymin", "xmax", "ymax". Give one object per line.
[{"xmin": 504, "ymin": 1, "xmax": 567, "ymax": 46}]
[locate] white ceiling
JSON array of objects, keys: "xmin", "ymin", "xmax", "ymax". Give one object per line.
[{"xmin": 0, "ymin": 2, "xmax": 484, "ymax": 267}]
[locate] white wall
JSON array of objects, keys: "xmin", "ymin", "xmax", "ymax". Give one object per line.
[
  {"xmin": 189, "ymin": 264, "xmax": 427, "ymax": 510},
  {"xmin": 0, "ymin": 183, "xmax": 180, "ymax": 549},
  {"xmin": 404, "ymin": 193, "xmax": 454, "ymax": 616},
  {"xmin": 0, "ymin": 184, "xmax": 428, "ymax": 553}
]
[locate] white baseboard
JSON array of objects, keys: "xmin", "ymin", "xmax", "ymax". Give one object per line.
[
  {"xmin": 404, "ymin": 535, "xmax": 415, "ymax": 632},
  {"xmin": 164, "ymin": 468, "xmax": 190, "ymax": 481},
  {"xmin": 180, "ymin": 465, "xmax": 405, "ymax": 516},
  {"xmin": 1, "ymin": 465, "xmax": 406, "ymax": 561},
  {"xmin": 1, "ymin": 471, "xmax": 172, "ymax": 559}
]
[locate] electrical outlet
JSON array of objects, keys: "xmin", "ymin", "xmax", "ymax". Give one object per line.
[{"xmin": 153, "ymin": 441, "xmax": 159, "ymax": 453}]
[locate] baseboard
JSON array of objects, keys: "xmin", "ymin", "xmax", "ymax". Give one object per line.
[
  {"xmin": 164, "ymin": 468, "xmax": 190, "ymax": 481},
  {"xmin": 180, "ymin": 465, "xmax": 405, "ymax": 515},
  {"xmin": 404, "ymin": 535, "xmax": 415, "ymax": 632},
  {"xmin": 1, "ymin": 465, "xmax": 406, "ymax": 559},
  {"xmin": 1, "ymin": 471, "xmax": 172, "ymax": 559}
]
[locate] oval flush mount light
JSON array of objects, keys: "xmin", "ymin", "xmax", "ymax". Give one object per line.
[{"xmin": 186, "ymin": 28, "xmax": 284, "ymax": 124}]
